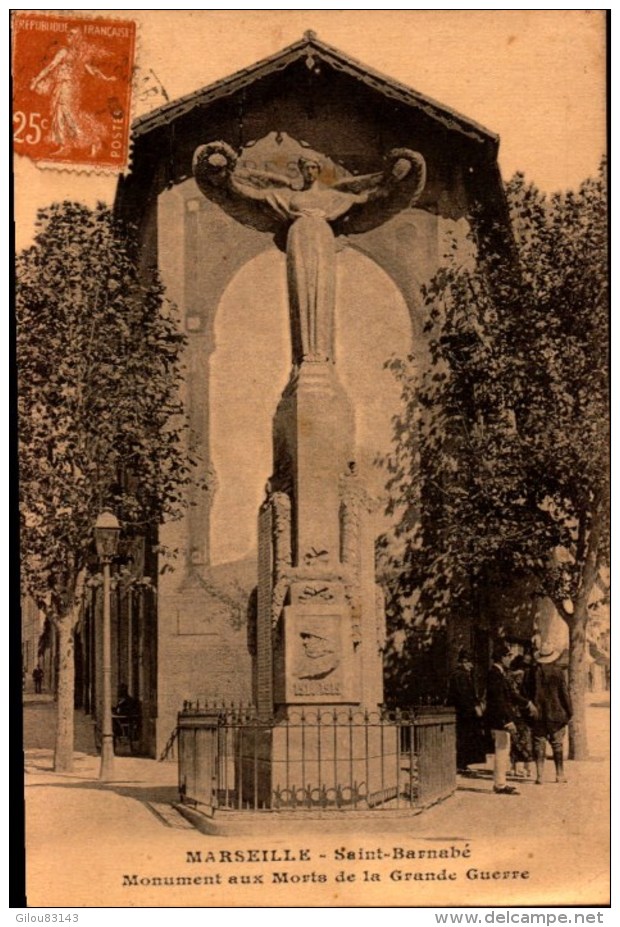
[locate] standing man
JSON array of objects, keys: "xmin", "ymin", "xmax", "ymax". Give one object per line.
[
  {"xmin": 486, "ymin": 643, "xmax": 536, "ymax": 795},
  {"xmin": 32, "ymin": 664, "xmax": 43, "ymax": 694},
  {"xmin": 532, "ymin": 643, "xmax": 572, "ymax": 784},
  {"xmin": 447, "ymin": 649, "xmax": 486, "ymax": 775}
]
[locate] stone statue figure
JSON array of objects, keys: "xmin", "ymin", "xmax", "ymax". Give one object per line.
[{"xmin": 193, "ymin": 141, "xmax": 426, "ymax": 364}]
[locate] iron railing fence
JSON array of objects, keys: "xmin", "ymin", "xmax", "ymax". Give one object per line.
[{"xmin": 177, "ymin": 704, "xmax": 455, "ymax": 813}]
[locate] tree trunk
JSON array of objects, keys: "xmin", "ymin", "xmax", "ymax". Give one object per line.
[
  {"xmin": 568, "ymin": 603, "xmax": 589, "ymax": 760},
  {"xmin": 566, "ymin": 507, "xmax": 604, "ymax": 761},
  {"xmin": 53, "ymin": 613, "xmax": 75, "ymax": 772}
]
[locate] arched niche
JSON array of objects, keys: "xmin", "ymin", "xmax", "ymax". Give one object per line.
[
  {"xmin": 209, "ymin": 249, "xmax": 290, "ymax": 565},
  {"xmin": 209, "ymin": 246, "xmax": 412, "ymax": 565}
]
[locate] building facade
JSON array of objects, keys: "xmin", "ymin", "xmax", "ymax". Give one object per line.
[{"xmin": 110, "ymin": 33, "xmax": 513, "ymax": 756}]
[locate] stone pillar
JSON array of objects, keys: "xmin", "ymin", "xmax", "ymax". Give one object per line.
[
  {"xmin": 253, "ymin": 357, "xmax": 388, "ymax": 716},
  {"xmin": 248, "ymin": 312, "xmax": 395, "ymax": 806},
  {"xmin": 269, "ymin": 361, "xmax": 357, "ymax": 710},
  {"xmin": 273, "ymin": 362, "xmax": 355, "ymax": 569},
  {"xmin": 256, "ymin": 500, "xmax": 274, "ymax": 719}
]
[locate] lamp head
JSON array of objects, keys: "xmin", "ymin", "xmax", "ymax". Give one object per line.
[{"xmin": 94, "ymin": 510, "xmax": 121, "ymax": 561}]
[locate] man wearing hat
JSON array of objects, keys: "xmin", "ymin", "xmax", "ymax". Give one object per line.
[
  {"xmin": 486, "ymin": 642, "xmax": 537, "ymax": 795},
  {"xmin": 447, "ymin": 649, "xmax": 486, "ymax": 775},
  {"xmin": 532, "ymin": 643, "xmax": 573, "ymax": 784}
]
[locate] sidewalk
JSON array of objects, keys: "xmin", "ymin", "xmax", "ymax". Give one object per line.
[
  {"xmin": 24, "ymin": 691, "xmax": 179, "ymax": 801},
  {"xmin": 23, "ymin": 694, "xmax": 610, "ymax": 907}
]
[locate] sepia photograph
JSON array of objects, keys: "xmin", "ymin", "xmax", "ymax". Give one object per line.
[{"xmin": 14, "ymin": 9, "xmax": 609, "ymax": 910}]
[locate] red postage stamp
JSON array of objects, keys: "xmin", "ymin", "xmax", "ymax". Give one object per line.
[{"xmin": 12, "ymin": 12, "xmax": 136, "ymax": 170}]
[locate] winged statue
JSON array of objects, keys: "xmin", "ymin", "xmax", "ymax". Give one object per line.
[{"xmin": 193, "ymin": 141, "xmax": 426, "ymax": 364}]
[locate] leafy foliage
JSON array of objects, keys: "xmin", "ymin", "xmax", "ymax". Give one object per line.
[
  {"xmin": 380, "ymin": 161, "xmax": 608, "ymax": 635},
  {"xmin": 17, "ymin": 202, "xmax": 200, "ymax": 619}
]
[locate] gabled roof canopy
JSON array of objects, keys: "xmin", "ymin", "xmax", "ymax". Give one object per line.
[
  {"xmin": 119, "ymin": 31, "xmax": 511, "ymax": 251},
  {"xmin": 133, "ymin": 31, "xmax": 498, "ymax": 153}
]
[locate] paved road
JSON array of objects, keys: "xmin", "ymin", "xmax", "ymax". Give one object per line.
[{"xmin": 23, "ymin": 694, "xmax": 610, "ymax": 907}]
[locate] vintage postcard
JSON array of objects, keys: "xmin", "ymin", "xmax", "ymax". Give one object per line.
[{"xmin": 15, "ymin": 10, "xmax": 609, "ymax": 910}]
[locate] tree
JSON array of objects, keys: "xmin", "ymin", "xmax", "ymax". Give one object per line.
[
  {"xmin": 17, "ymin": 202, "xmax": 201, "ymax": 772},
  {"xmin": 381, "ymin": 161, "xmax": 608, "ymax": 759}
]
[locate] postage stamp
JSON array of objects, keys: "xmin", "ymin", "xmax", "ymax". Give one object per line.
[{"xmin": 12, "ymin": 12, "xmax": 136, "ymax": 171}]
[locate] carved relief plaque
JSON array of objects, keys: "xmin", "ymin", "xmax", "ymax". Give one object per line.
[{"xmin": 278, "ymin": 605, "xmax": 358, "ymax": 703}]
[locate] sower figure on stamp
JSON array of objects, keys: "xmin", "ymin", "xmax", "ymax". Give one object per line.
[
  {"xmin": 531, "ymin": 643, "xmax": 572, "ymax": 784},
  {"xmin": 192, "ymin": 141, "xmax": 426, "ymax": 365},
  {"xmin": 486, "ymin": 643, "xmax": 537, "ymax": 795},
  {"xmin": 29, "ymin": 26, "xmax": 116, "ymax": 157}
]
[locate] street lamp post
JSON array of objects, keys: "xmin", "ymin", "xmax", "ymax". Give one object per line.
[{"xmin": 94, "ymin": 511, "xmax": 121, "ymax": 781}]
